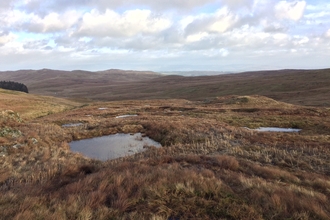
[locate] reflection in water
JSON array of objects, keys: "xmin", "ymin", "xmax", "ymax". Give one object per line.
[
  {"xmin": 62, "ymin": 123, "xmax": 84, "ymax": 127},
  {"xmin": 115, "ymin": 115, "xmax": 138, "ymax": 118},
  {"xmin": 69, "ymin": 133, "xmax": 161, "ymax": 161},
  {"xmin": 247, "ymin": 127, "xmax": 302, "ymax": 132}
]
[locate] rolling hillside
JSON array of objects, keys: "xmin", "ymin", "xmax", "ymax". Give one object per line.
[
  {"xmin": 0, "ymin": 69, "xmax": 161, "ymax": 100},
  {"xmin": 0, "ymin": 88, "xmax": 81, "ymax": 120},
  {"xmin": 1, "ymin": 90, "xmax": 330, "ymax": 219},
  {"xmin": 1, "ymin": 68, "xmax": 330, "ymax": 106}
]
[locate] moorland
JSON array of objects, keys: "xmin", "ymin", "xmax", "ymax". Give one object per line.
[
  {"xmin": 0, "ymin": 69, "xmax": 330, "ymax": 219},
  {"xmin": 1, "ymin": 68, "xmax": 330, "ymax": 106}
]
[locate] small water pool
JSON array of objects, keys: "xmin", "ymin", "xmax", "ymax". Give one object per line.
[
  {"xmin": 62, "ymin": 123, "xmax": 84, "ymax": 128},
  {"xmin": 69, "ymin": 133, "xmax": 161, "ymax": 161},
  {"xmin": 245, "ymin": 127, "xmax": 302, "ymax": 132},
  {"xmin": 115, "ymin": 115, "xmax": 138, "ymax": 118}
]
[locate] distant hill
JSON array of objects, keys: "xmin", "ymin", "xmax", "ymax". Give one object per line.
[
  {"xmin": 0, "ymin": 68, "xmax": 330, "ymax": 106},
  {"xmin": 0, "ymin": 69, "xmax": 162, "ymax": 99}
]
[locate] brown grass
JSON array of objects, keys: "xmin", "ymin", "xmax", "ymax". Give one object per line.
[{"xmin": 1, "ymin": 92, "xmax": 330, "ymax": 219}]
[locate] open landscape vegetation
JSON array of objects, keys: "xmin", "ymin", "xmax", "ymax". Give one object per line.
[{"xmin": 1, "ymin": 69, "xmax": 330, "ymax": 219}]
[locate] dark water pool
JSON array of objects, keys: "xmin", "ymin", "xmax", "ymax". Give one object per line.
[
  {"xmin": 62, "ymin": 123, "xmax": 84, "ymax": 127},
  {"xmin": 69, "ymin": 133, "xmax": 161, "ymax": 161}
]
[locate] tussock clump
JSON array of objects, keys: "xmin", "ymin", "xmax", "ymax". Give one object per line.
[
  {"xmin": 1, "ymin": 110, "xmax": 22, "ymax": 123},
  {"xmin": 214, "ymin": 95, "xmax": 291, "ymax": 108}
]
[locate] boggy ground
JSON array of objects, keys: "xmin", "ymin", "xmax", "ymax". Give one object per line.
[{"xmin": 1, "ymin": 92, "xmax": 330, "ymax": 219}]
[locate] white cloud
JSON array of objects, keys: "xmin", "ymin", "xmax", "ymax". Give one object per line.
[
  {"xmin": 27, "ymin": 11, "xmax": 81, "ymax": 33},
  {"xmin": 209, "ymin": 9, "xmax": 237, "ymax": 33},
  {"xmin": 293, "ymin": 36, "xmax": 309, "ymax": 45},
  {"xmin": 219, "ymin": 48, "xmax": 229, "ymax": 57},
  {"xmin": 275, "ymin": 1, "xmax": 306, "ymax": 21},
  {"xmin": 77, "ymin": 9, "xmax": 172, "ymax": 38},
  {"xmin": 326, "ymin": 29, "xmax": 330, "ymax": 38},
  {"xmin": 222, "ymin": 26, "xmax": 291, "ymax": 50},
  {"xmin": 0, "ymin": 10, "xmax": 81, "ymax": 33},
  {"xmin": 0, "ymin": 0, "xmax": 329, "ymax": 72},
  {"xmin": 1, "ymin": 10, "xmax": 28, "ymax": 28},
  {"xmin": 0, "ymin": 32, "xmax": 16, "ymax": 46},
  {"xmin": 184, "ymin": 8, "xmax": 237, "ymax": 37},
  {"xmin": 186, "ymin": 32, "xmax": 209, "ymax": 42}
]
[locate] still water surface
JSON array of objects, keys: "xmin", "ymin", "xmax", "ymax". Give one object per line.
[
  {"xmin": 254, "ymin": 127, "xmax": 301, "ymax": 132},
  {"xmin": 70, "ymin": 133, "xmax": 161, "ymax": 161}
]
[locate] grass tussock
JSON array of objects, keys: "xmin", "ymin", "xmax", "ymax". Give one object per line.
[{"xmin": 1, "ymin": 94, "xmax": 330, "ymax": 219}]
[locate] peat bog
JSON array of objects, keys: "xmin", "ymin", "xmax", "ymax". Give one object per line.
[{"xmin": 1, "ymin": 87, "xmax": 330, "ymax": 219}]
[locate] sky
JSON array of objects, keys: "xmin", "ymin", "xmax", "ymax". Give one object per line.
[{"xmin": 0, "ymin": 0, "xmax": 329, "ymax": 72}]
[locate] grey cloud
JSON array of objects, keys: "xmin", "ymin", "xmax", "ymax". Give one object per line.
[
  {"xmin": 231, "ymin": 14, "xmax": 261, "ymax": 30},
  {"xmin": 20, "ymin": 0, "xmax": 218, "ymax": 15},
  {"xmin": 183, "ymin": 35, "xmax": 222, "ymax": 51},
  {"xmin": 184, "ymin": 17, "xmax": 214, "ymax": 36},
  {"xmin": 220, "ymin": 0, "xmax": 254, "ymax": 10},
  {"xmin": 0, "ymin": 41, "xmax": 328, "ymax": 72},
  {"xmin": 54, "ymin": 36, "xmax": 74, "ymax": 47},
  {"xmin": 21, "ymin": 0, "xmax": 46, "ymax": 15},
  {"xmin": 43, "ymin": 46, "xmax": 53, "ymax": 50},
  {"xmin": 23, "ymin": 39, "xmax": 49, "ymax": 50},
  {"xmin": 23, "ymin": 22, "xmax": 44, "ymax": 33},
  {"xmin": 125, "ymin": 0, "xmax": 218, "ymax": 11},
  {"xmin": 20, "ymin": 22, "xmax": 61, "ymax": 34},
  {"xmin": 122, "ymin": 37, "xmax": 163, "ymax": 50},
  {"xmin": 1, "ymin": 0, "xmax": 329, "ymax": 72},
  {"xmin": 0, "ymin": 31, "xmax": 14, "ymax": 46},
  {"xmin": 0, "ymin": 31, "xmax": 10, "ymax": 36},
  {"xmin": 54, "ymin": 35, "xmax": 92, "ymax": 51},
  {"xmin": 91, "ymin": 37, "xmax": 119, "ymax": 49},
  {"xmin": 161, "ymin": 26, "xmax": 185, "ymax": 44},
  {"xmin": 90, "ymin": 35, "xmax": 164, "ymax": 51},
  {"xmin": 100, "ymin": 24, "xmax": 186, "ymax": 50},
  {"xmin": 263, "ymin": 23, "xmax": 288, "ymax": 33},
  {"xmin": 0, "ymin": 0, "xmax": 16, "ymax": 10}
]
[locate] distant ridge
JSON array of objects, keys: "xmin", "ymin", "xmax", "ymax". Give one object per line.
[
  {"xmin": 0, "ymin": 68, "xmax": 329, "ymax": 106},
  {"xmin": 97, "ymin": 69, "xmax": 159, "ymax": 75},
  {"xmin": 0, "ymin": 68, "xmax": 162, "ymax": 98}
]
